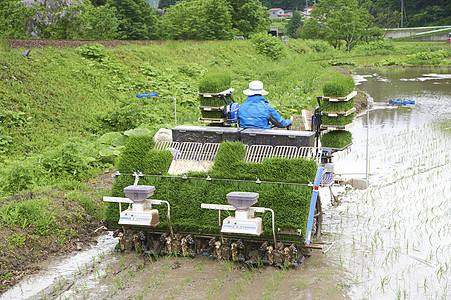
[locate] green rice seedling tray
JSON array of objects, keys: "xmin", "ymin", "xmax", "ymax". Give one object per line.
[
  {"xmin": 201, "ymin": 110, "xmax": 225, "ymax": 119},
  {"xmin": 320, "ymin": 130, "xmax": 353, "ymax": 149},
  {"xmin": 198, "ymin": 88, "xmax": 234, "ymax": 98},
  {"xmin": 320, "ymin": 123, "xmax": 355, "ymax": 130},
  {"xmin": 198, "ymin": 105, "xmax": 225, "ymax": 111},
  {"xmin": 322, "ymin": 90, "xmax": 357, "ymax": 102},
  {"xmin": 320, "ymin": 98, "xmax": 355, "ymax": 112},
  {"xmin": 198, "ymin": 117, "xmax": 226, "ymax": 123},
  {"xmin": 199, "ymin": 95, "xmax": 228, "ymax": 107},
  {"xmin": 105, "ymin": 138, "xmax": 317, "ymax": 240},
  {"xmin": 322, "ymin": 107, "xmax": 356, "ymax": 117},
  {"xmin": 321, "ymin": 112, "xmax": 355, "ymax": 126}
]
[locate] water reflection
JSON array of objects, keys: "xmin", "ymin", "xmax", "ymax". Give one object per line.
[{"xmin": 327, "ymin": 67, "xmax": 451, "ymax": 299}]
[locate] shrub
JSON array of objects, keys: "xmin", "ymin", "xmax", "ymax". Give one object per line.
[
  {"xmin": 198, "ymin": 73, "xmax": 232, "ymax": 93},
  {"xmin": 251, "ymin": 32, "xmax": 285, "ymax": 60},
  {"xmin": 322, "ymin": 74, "xmax": 355, "ymax": 97},
  {"xmin": 374, "ymin": 57, "xmax": 406, "ymax": 66},
  {"xmin": 303, "ymin": 39, "xmax": 332, "ymax": 53},
  {"xmin": 0, "ymin": 159, "xmax": 44, "ymax": 194},
  {"xmin": 328, "ymin": 59, "xmax": 356, "ymax": 66},
  {"xmin": 0, "ymin": 198, "xmax": 55, "ymax": 235},
  {"xmin": 321, "ymin": 130, "xmax": 352, "ymax": 148},
  {"xmin": 77, "ymin": 43, "xmax": 108, "ymax": 61},
  {"xmin": 356, "ymin": 40, "xmax": 395, "ymax": 55},
  {"xmin": 41, "ymin": 142, "xmax": 96, "ymax": 180}
]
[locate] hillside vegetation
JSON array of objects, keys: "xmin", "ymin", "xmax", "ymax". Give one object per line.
[
  {"xmin": 1, "ymin": 39, "xmax": 450, "ymax": 194},
  {"xmin": 0, "ymin": 37, "xmax": 450, "ymax": 292}
]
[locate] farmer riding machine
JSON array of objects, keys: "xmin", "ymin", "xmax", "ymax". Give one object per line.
[{"xmin": 103, "ymin": 76, "xmax": 361, "ymax": 266}]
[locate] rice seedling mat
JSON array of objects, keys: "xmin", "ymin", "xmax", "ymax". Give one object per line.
[
  {"xmin": 198, "ymin": 88, "xmax": 234, "ymax": 98},
  {"xmin": 198, "ymin": 105, "xmax": 225, "ymax": 111},
  {"xmin": 198, "ymin": 117, "xmax": 227, "ymax": 123},
  {"xmin": 322, "ymin": 90, "xmax": 357, "ymax": 102},
  {"xmin": 320, "ymin": 123, "xmax": 355, "ymax": 130},
  {"xmin": 321, "ymin": 143, "xmax": 353, "ymax": 152},
  {"xmin": 322, "ymin": 107, "xmax": 356, "ymax": 117}
]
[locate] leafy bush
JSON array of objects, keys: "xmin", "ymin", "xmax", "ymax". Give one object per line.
[
  {"xmin": 198, "ymin": 73, "xmax": 232, "ymax": 93},
  {"xmin": 321, "ymin": 130, "xmax": 352, "ymax": 148},
  {"xmin": 0, "ymin": 198, "xmax": 55, "ymax": 235},
  {"xmin": 328, "ymin": 59, "xmax": 356, "ymax": 66},
  {"xmin": 412, "ymin": 50, "xmax": 447, "ymax": 60},
  {"xmin": 355, "ymin": 40, "xmax": 395, "ymax": 55},
  {"xmin": 322, "ymin": 74, "xmax": 355, "ymax": 97},
  {"xmin": 303, "ymin": 39, "xmax": 333, "ymax": 53},
  {"xmin": 41, "ymin": 142, "xmax": 96, "ymax": 180},
  {"xmin": 251, "ymin": 32, "xmax": 286, "ymax": 60},
  {"xmin": 0, "ymin": 159, "xmax": 45, "ymax": 194},
  {"xmin": 0, "ymin": 133, "xmax": 12, "ymax": 154},
  {"xmin": 77, "ymin": 43, "xmax": 108, "ymax": 61},
  {"xmin": 374, "ymin": 57, "xmax": 407, "ymax": 66},
  {"xmin": 178, "ymin": 63, "xmax": 207, "ymax": 78},
  {"xmin": 0, "ymin": 110, "xmax": 30, "ymax": 129}
]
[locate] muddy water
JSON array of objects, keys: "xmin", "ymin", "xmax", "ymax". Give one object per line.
[
  {"xmin": 2, "ymin": 67, "xmax": 450, "ymax": 300},
  {"xmin": 330, "ymin": 67, "xmax": 451, "ymax": 299}
]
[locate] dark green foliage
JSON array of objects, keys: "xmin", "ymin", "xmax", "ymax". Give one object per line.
[
  {"xmin": 286, "ymin": 11, "xmax": 303, "ymax": 38},
  {"xmin": 251, "ymin": 32, "xmax": 286, "ymax": 60},
  {"xmin": 107, "ymin": 0, "xmax": 158, "ymax": 40},
  {"xmin": 322, "ymin": 74, "xmax": 355, "ymax": 97},
  {"xmin": 41, "ymin": 143, "xmax": 94, "ymax": 180},
  {"xmin": 321, "ymin": 130, "xmax": 353, "ymax": 148},
  {"xmin": 0, "ymin": 198, "xmax": 55, "ymax": 236},
  {"xmin": 321, "ymin": 98, "xmax": 355, "ymax": 112},
  {"xmin": 321, "ymin": 113, "xmax": 355, "ymax": 126},
  {"xmin": 77, "ymin": 43, "xmax": 108, "ymax": 62},
  {"xmin": 198, "ymin": 73, "xmax": 232, "ymax": 93},
  {"xmin": 106, "ymin": 138, "xmax": 317, "ymax": 238}
]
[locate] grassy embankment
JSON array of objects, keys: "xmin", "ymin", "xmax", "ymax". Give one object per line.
[{"xmin": 0, "ymin": 38, "xmax": 449, "ymax": 292}]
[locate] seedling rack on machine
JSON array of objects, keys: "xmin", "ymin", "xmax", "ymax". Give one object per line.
[{"xmin": 102, "ymin": 88, "xmax": 366, "ymax": 266}]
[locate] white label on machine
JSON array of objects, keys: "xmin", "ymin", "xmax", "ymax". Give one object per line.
[
  {"xmin": 118, "ymin": 210, "xmax": 159, "ymax": 226},
  {"xmin": 221, "ymin": 216, "xmax": 262, "ymax": 236}
]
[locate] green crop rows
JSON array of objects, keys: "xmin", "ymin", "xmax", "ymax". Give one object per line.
[{"xmin": 106, "ymin": 138, "xmax": 317, "ymax": 240}]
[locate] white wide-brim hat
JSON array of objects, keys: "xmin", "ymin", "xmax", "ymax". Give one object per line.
[{"xmin": 243, "ymin": 80, "xmax": 269, "ymax": 96}]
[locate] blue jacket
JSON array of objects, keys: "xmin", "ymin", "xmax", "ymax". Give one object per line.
[{"xmin": 238, "ymin": 95, "xmax": 292, "ymax": 129}]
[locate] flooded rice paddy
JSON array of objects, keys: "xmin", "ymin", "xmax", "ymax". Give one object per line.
[{"xmin": 1, "ymin": 67, "xmax": 450, "ymax": 299}]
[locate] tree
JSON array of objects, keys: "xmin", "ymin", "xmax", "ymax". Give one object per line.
[
  {"xmin": 107, "ymin": 0, "xmax": 158, "ymax": 40},
  {"xmin": 286, "ymin": 11, "xmax": 303, "ymax": 38},
  {"xmin": 311, "ymin": 0, "xmax": 371, "ymax": 51},
  {"xmin": 161, "ymin": 0, "xmax": 234, "ymax": 40},
  {"xmin": 79, "ymin": 4, "xmax": 120, "ymax": 40},
  {"xmin": 300, "ymin": 17, "xmax": 324, "ymax": 40},
  {"xmin": 0, "ymin": 0, "xmax": 31, "ymax": 38},
  {"xmin": 227, "ymin": 0, "xmax": 270, "ymax": 38},
  {"xmin": 13, "ymin": 0, "xmax": 86, "ymax": 39}
]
